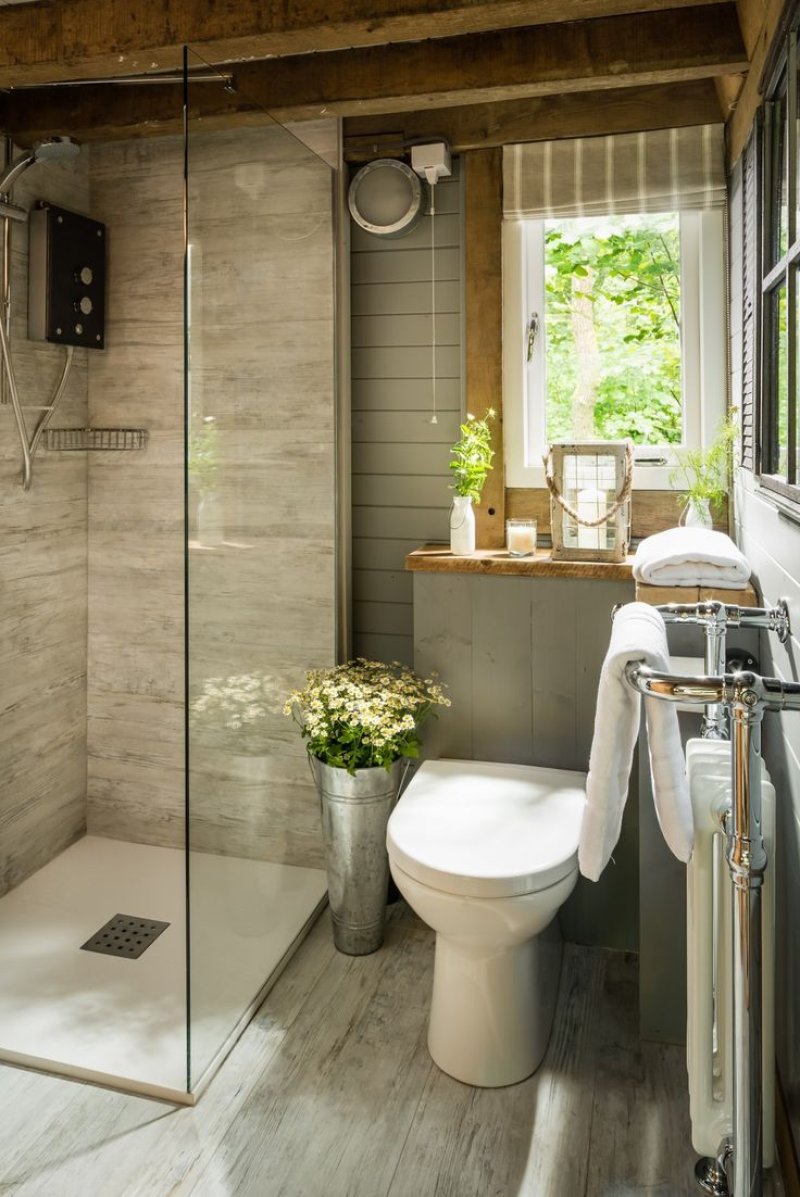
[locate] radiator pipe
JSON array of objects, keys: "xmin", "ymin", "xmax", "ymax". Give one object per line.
[{"xmin": 727, "ymin": 676, "xmax": 767, "ymax": 1197}]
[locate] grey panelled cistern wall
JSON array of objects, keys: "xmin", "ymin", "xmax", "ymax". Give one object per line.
[{"xmin": 413, "ymin": 572, "xmax": 639, "ymax": 952}]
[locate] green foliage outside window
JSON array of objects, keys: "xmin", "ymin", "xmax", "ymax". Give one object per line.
[{"xmin": 543, "ymin": 214, "xmax": 682, "ymax": 445}]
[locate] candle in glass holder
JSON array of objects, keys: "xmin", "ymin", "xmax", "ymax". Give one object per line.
[
  {"xmin": 506, "ymin": 518, "xmax": 537, "ymax": 557},
  {"xmin": 576, "ymin": 488, "xmax": 606, "ymax": 550}
]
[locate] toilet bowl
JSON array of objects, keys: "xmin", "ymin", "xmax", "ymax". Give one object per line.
[{"xmin": 386, "ymin": 758, "xmax": 586, "ymax": 1088}]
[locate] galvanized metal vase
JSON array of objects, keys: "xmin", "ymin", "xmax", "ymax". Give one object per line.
[{"xmin": 314, "ymin": 758, "xmax": 404, "ymax": 956}]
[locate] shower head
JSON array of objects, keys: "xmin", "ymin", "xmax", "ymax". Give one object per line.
[
  {"xmin": 0, "ymin": 135, "xmax": 80, "ymax": 198},
  {"xmin": 33, "ymin": 136, "xmax": 81, "ymax": 164}
]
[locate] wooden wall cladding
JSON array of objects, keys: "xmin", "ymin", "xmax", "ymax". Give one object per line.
[{"xmin": 507, "ymin": 488, "xmax": 729, "ymax": 539}]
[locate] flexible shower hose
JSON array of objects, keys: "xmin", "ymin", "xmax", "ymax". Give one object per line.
[{"xmin": 0, "ymin": 311, "xmax": 74, "ymax": 490}]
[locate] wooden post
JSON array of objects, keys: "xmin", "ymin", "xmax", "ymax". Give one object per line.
[{"xmin": 465, "ymin": 148, "xmax": 504, "ymax": 548}]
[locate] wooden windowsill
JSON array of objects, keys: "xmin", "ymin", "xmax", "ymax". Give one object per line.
[
  {"xmin": 405, "ymin": 545, "xmax": 761, "ymax": 606},
  {"xmin": 405, "ymin": 544, "xmax": 635, "ymax": 580}
]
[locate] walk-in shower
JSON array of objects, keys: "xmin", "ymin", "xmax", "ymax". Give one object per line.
[{"xmin": 0, "ymin": 54, "xmax": 336, "ymax": 1101}]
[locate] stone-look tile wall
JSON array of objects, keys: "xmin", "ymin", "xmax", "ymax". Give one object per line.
[
  {"xmin": 86, "ymin": 125, "xmax": 336, "ymax": 867},
  {"xmin": 86, "ymin": 136, "xmax": 186, "ymax": 846},
  {"xmin": 0, "ymin": 147, "xmax": 90, "ymax": 896}
]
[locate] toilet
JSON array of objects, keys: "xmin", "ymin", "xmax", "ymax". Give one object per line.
[{"xmin": 386, "ymin": 758, "xmax": 586, "ymax": 1088}]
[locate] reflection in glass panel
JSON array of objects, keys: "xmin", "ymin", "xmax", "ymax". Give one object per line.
[
  {"xmin": 185, "ymin": 51, "xmax": 334, "ymax": 1090},
  {"xmin": 772, "ymin": 91, "xmax": 789, "ymax": 264},
  {"xmin": 774, "ymin": 283, "xmax": 789, "ymax": 477}
]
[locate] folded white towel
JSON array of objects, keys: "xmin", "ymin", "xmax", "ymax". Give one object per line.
[
  {"xmin": 579, "ymin": 602, "xmax": 693, "ymax": 881},
  {"xmin": 632, "ymin": 528, "xmax": 751, "ymax": 590}
]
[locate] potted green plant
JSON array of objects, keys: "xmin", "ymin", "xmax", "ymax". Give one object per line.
[
  {"xmin": 448, "ymin": 409, "xmax": 495, "ymax": 554},
  {"xmin": 669, "ymin": 412, "xmax": 737, "ymax": 529},
  {"xmin": 284, "ymin": 659, "xmax": 450, "ymax": 955}
]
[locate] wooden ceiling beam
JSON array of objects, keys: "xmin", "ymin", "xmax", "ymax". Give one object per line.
[
  {"xmin": 0, "ymin": 0, "xmax": 738, "ymax": 88},
  {"xmin": 728, "ymin": 0, "xmax": 786, "ymax": 163},
  {"xmin": 343, "ymin": 80, "xmax": 726, "ymax": 156},
  {"xmin": 0, "ymin": 6, "xmax": 749, "ymax": 144}
]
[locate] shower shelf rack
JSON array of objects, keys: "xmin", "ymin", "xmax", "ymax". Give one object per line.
[
  {"xmin": 42, "ymin": 427, "xmax": 148, "ymax": 451},
  {"xmin": 622, "ymin": 598, "xmax": 798, "ymax": 1197}
]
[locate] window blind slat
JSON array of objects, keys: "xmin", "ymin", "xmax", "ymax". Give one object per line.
[
  {"xmin": 503, "ymin": 125, "xmax": 726, "ymax": 219},
  {"xmin": 741, "ymin": 131, "xmax": 758, "ymax": 472}
]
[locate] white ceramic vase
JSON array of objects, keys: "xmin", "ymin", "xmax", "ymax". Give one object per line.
[
  {"xmin": 684, "ymin": 498, "xmax": 713, "ymax": 530},
  {"xmin": 450, "ymin": 495, "xmax": 476, "ymax": 555}
]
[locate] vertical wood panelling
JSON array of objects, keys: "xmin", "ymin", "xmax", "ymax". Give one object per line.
[
  {"xmin": 464, "ymin": 149, "xmax": 504, "ymax": 548},
  {"xmin": 412, "ymin": 572, "xmax": 638, "ymax": 951},
  {"xmin": 0, "ymin": 149, "xmax": 89, "ymax": 897},
  {"xmin": 350, "ymin": 163, "xmax": 462, "ymax": 666}
]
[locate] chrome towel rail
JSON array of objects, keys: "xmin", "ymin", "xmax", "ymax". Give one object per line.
[{"xmin": 622, "ymin": 598, "xmax": 798, "ymax": 1197}]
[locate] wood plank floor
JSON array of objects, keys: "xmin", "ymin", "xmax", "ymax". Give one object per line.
[{"xmin": 0, "ymin": 904, "xmax": 785, "ymax": 1197}]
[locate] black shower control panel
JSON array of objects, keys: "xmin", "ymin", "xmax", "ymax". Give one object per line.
[{"xmin": 28, "ymin": 202, "xmax": 106, "ymax": 350}]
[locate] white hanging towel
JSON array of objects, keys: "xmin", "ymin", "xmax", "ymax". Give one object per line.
[
  {"xmin": 632, "ymin": 528, "xmax": 751, "ymax": 590},
  {"xmin": 579, "ymin": 602, "xmax": 693, "ymax": 881}
]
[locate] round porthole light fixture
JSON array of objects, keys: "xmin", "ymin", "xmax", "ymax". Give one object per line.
[{"xmin": 348, "ymin": 158, "xmax": 425, "ymax": 238}]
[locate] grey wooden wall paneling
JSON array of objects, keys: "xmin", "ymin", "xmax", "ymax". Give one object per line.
[
  {"xmin": 531, "ymin": 579, "xmax": 579, "ymax": 771},
  {"xmin": 414, "ymin": 574, "xmax": 474, "ymax": 759},
  {"xmin": 471, "ymin": 577, "xmax": 534, "ymax": 763},
  {"xmin": 352, "ymin": 538, "xmax": 423, "ymax": 571},
  {"xmin": 351, "ymin": 279, "xmax": 461, "ymax": 316},
  {"xmin": 352, "ymin": 569, "xmax": 412, "ymax": 604},
  {"xmin": 351, "ymin": 247, "xmax": 461, "ymax": 285},
  {"xmin": 352, "ymin": 377, "xmax": 461, "ymax": 411},
  {"xmin": 352, "ymin": 475, "xmax": 451, "ymax": 507},
  {"xmin": 352, "ymin": 411, "xmax": 460, "ymax": 443},
  {"xmin": 351, "ymin": 165, "xmax": 461, "ymax": 667}
]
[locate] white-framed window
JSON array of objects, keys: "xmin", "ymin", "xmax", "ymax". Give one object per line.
[{"xmin": 503, "ymin": 208, "xmax": 727, "ymax": 489}]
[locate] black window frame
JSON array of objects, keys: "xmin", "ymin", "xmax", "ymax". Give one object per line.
[{"xmin": 759, "ymin": 23, "xmax": 800, "ymax": 506}]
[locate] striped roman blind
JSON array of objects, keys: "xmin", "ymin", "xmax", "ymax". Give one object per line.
[{"xmin": 503, "ymin": 125, "xmax": 726, "ymax": 219}]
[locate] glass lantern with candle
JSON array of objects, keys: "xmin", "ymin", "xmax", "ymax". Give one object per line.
[{"xmin": 544, "ymin": 441, "xmax": 633, "ymax": 563}]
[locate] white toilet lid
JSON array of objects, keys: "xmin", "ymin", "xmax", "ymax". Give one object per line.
[{"xmin": 387, "ymin": 759, "xmax": 587, "ymax": 899}]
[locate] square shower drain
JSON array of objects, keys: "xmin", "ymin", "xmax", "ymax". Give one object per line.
[{"xmin": 81, "ymin": 914, "xmax": 170, "ymax": 960}]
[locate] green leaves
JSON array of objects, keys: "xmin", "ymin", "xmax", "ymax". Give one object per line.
[
  {"xmin": 669, "ymin": 413, "xmax": 738, "ymax": 512},
  {"xmin": 285, "ymin": 659, "xmax": 450, "ymax": 775},
  {"xmin": 543, "ymin": 214, "xmax": 682, "ymax": 445},
  {"xmin": 449, "ymin": 410, "xmax": 495, "ymax": 501}
]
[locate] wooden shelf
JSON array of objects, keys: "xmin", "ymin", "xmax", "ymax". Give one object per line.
[
  {"xmin": 405, "ymin": 545, "xmax": 761, "ymax": 606},
  {"xmin": 635, "ymin": 581, "xmax": 760, "ymax": 607},
  {"xmin": 405, "ymin": 544, "xmax": 634, "ymax": 580}
]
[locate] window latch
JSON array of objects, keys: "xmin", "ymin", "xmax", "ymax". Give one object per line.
[{"xmin": 526, "ymin": 311, "xmax": 539, "ymax": 362}]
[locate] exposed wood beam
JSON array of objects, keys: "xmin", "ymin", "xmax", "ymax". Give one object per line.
[
  {"xmin": 736, "ymin": 0, "xmax": 770, "ymax": 57},
  {"xmin": 0, "ymin": 0, "xmax": 738, "ymax": 88},
  {"xmin": 343, "ymin": 80, "xmax": 725, "ymax": 157},
  {"xmin": 727, "ymin": 0, "xmax": 786, "ymax": 164},
  {"xmin": 714, "ymin": 72, "xmax": 745, "ymax": 117},
  {"xmin": 0, "ymin": 7, "xmax": 749, "ymax": 145}
]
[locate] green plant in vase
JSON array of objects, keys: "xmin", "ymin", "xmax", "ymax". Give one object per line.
[
  {"xmin": 448, "ymin": 409, "xmax": 495, "ymax": 554},
  {"xmin": 669, "ymin": 412, "xmax": 737, "ymax": 529}
]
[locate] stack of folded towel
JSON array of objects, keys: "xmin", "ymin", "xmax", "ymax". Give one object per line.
[
  {"xmin": 579, "ymin": 602, "xmax": 693, "ymax": 882},
  {"xmin": 632, "ymin": 528, "xmax": 751, "ymax": 590}
]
